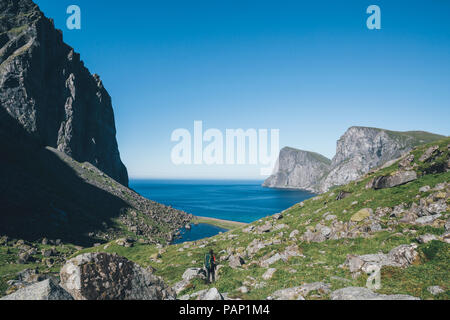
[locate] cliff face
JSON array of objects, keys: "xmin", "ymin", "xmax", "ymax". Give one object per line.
[
  {"xmin": 320, "ymin": 127, "xmax": 425, "ymax": 192},
  {"xmin": 262, "ymin": 147, "xmax": 331, "ymax": 192},
  {"xmin": 0, "ymin": 0, "xmax": 191, "ymax": 245},
  {"xmin": 0, "ymin": 0, "xmax": 128, "ymax": 186},
  {"xmin": 264, "ymin": 127, "xmax": 445, "ymax": 193}
]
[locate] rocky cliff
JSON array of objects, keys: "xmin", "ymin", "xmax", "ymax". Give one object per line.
[
  {"xmin": 262, "ymin": 147, "xmax": 331, "ymax": 192},
  {"xmin": 264, "ymin": 127, "xmax": 445, "ymax": 193},
  {"xmin": 0, "ymin": 0, "xmax": 128, "ymax": 186},
  {"xmin": 0, "ymin": 0, "xmax": 191, "ymax": 245}
]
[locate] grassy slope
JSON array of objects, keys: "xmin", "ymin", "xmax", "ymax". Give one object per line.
[{"xmin": 1, "ymin": 138, "xmax": 448, "ymax": 299}]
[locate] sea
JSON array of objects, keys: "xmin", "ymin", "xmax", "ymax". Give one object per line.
[{"xmin": 130, "ymin": 179, "xmax": 315, "ymax": 243}]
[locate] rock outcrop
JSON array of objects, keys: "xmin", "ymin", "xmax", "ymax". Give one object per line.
[
  {"xmin": 0, "ymin": 279, "xmax": 73, "ymax": 300},
  {"xmin": 330, "ymin": 287, "xmax": 420, "ymax": 300},
  {"xmin": 59, "ymin": 253, "xmax": 176, "ymax": 300},
  {"xmin": 0, "ymin": 0, "xmax": 191, "ymax": 244},
  {"xmin": 263, "ymin": 147, "xmax": 331, "ymax": 192},
  {"xmin": 264, "ymin": 127, "xmax": 444, "ymax": 193},
  {"xmin": 0, "ymin": 0, "xmax": 127, "ymax": 186}
]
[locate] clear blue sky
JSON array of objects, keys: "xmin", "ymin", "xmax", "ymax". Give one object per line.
[{"xmin": 34, "ymin": 0, "xmax": 450, "ymax": 179}]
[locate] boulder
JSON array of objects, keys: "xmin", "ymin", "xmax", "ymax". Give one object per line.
[
  {"xmin": 289, "ymin": 230, "xmax": 300, "ymax": 238},
  {"xmin": 331, "ymin": 287, "xmax": 420, "ymax": 300},
  {"xmin": 415, "ymin": 214, "xmax": 442, "ymax": 226},
  {"xmin": 60, "ymin": 252, "xmax": 175, "ymax": 300},
  {"xmin": 273, "ymin": 213, "xmax": 283, "ymax": 220},
  {"xmin": 115, "ymin": 238, "xmax": 134, "ymax": 248},
  {"xmin": 182, "ymin": 268, "xmax": 206, "ymax": 281},
  {"xmin": 262, "ymin": 268, "xmax": 277, "ymax": 280},
  {"xmin": 173, "ymin": 279, "xmax": 190, "ymax": 295},
  {"xmin": 336, "ymin": 191, "xmax": 352, "ymax": 201},
  {"xmin": 419, "ymin": 146, "xmax": 440, "ymax": 162},
  {"xmin": 260, "ymin": 253, "xmax": 283, "ymax": 267},
  {"xmin": 419, "ymin": 186, "xmax": 431, "ymax": 193},
  {"xmin": 427, "ymin": 286, "xmax": 445, "ymax": 296},
  {"xmin": 368, "ymin": 171, "xmax": 417, "ymax": 190},
  {"xmin": 268, "ymin": 282, "xmax": 330, "ymax": 300},
  {"xmin": 1, "ymin": 279, "xmax": 73, "ymax": 300},
  {"xmin": 416, "ymin": 234, "xmax": 438, "ymax": 244},
  {"xmin": 345, "ymin": 244, "xmax": 418, "ymax": 273},
  {"xmin": 229, "ymin": 255, "xmax": 245, "ymax": 268},
  {"xmin": 388, "ymin": 244, "xmax": 419, "ymax": 267},
  {"xmin": 197, "ymin": 288, "xmax": 224, "ymax": 300},
  {"xmin": 257, "ymin": 223, "xmax": 272, "ymax": 234},
  {"xmin": 351, "ymin": 208, "xmax": 373, "ymax": 222}
]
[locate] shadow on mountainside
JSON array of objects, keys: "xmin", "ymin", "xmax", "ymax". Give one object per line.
[{"xmin": 0, "ymin": 105, "xmax": 131, "ymax": 246}]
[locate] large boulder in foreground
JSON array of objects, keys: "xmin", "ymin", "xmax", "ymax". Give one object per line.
[
  {"xmin": 331, "ymin": 287, "xmax": 419, "ymax": 300},
  {"xmin": 0, "ymin": 279, "xmax": 73, "ymax": 300},
  {"xmin": 60, "ymin": 252, "xmax": 175, "ymax": 300}
]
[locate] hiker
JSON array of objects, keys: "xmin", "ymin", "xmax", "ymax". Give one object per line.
[{"xmin": 204, "ymin": 249, "xmax": 216, "ymax": 284}]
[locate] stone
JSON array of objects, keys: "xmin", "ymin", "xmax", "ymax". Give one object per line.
[
  {"xmin": 416, "ymin": 234, "xmax": 437, "ymax": 244},
  {"xmin": 229, "ymin": 255, "xmax": 245, "ymax": 268},
  {"xmin": 427, "ymin": 286, "xmax": 445, "ymax": 295},
  {"xmin": 351, "ymin": 208, "xmax": 373, "ymax": 222},
  {"xmin": 289, "ymin": 230, "xmax": 300, "ymax": 238},
  {"xmin": 60, "ymin": 252, "xmax": 175, "ymax": 300},
  {"xmin": 419, "ymin": 186, "xmax": 431, "ymax": 193},
  {"xmin": 173, "ymin": 279, "xmax": 190, "ymax": 295},
  {"xmin": 346, "ymin": 255, "xmax": 364, "ymax": 273},
  {"xmin": 336, "ymin": 191, "xmax": 352, "ymax": 201},
  {"xmin": 399, "ymin": 154, "xmax": 415, "ymax": 169},
  {"xmin": 257, "ymin": 223, "xmax": 272, "ymax": 234},
  {"xmin": 419, "ymin": 146, "xmax": 440, "ymax": 162},
  {"xmin": 182, "ymin": 268, "xmax": 206, "ymax": 281},
  {"xmin": 346, "ymin": 244, "xmax": 418, "ymax": 273},
  {"xmin": 262, "ymin": 268, "xmax": 277, "ymax": 280},
  {"xmin": 17, "ymin": 252, "xmax": 32, "ymax": 264},
  {"xmin": 1, "ymin": 279, "xmax": 73, "ymax": 300},
  {"xmin": 368, "ymin": 171, "xmax": 418, "ymax": 190},
  {"xmin": 269, "ymin": 282, "xmax": 330, "ymax": 300},
  {"xmin": 427, "ymin": 200, "xmax": 447, "ymax": 215},
  {"xmin": 260, "ymin": 253, "xmax": 282, "ymax": 267},
  {"xmin": 237, "ymin": 286, "xmax": 249, "ymax": 294},
  {"xmin": 196, "ymin": 288, "xmax": 224, "ymax": 300},
  {"xmin": 115, "ymin": 238, "xmax": 134, "ymax": 248},
  {"xmin": 388, "ymin": 244, "xmax": 419, "ymax": 267},
  {"xmin": 415, "ymin": 214, "xmax": 442, "ymax": 226},
  {"xmin": 369, "ymin": 223, "xmax": 382, "ymax": 232},
  {"xmin": 273, "ymin": 213, "xmax": 283, "ymax": 220},
  {"xmin": 331, "ymin": 287, "xmax": 420, "ymax": 300},
  {"xmin": 320, "ymin": 226, "xmax": 332, "ymax": 238}
]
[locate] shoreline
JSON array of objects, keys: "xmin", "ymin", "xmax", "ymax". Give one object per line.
[{"xmin": 192, "ymin": 216, "xmax": 248, "ymax": 230}]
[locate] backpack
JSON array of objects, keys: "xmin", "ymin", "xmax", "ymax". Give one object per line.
[{"xmin": 205, "ymin": 253, "xmax": 214, "ymax": 269}]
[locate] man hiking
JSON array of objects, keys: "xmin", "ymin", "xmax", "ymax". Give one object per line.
[{"xmin": 204, "ymin": 249, "xmax": 216, "ymax": 284}]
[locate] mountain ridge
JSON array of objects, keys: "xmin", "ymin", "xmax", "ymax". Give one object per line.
[{"xmin": 264, "ymin": 127, "xmax": 446, "ymax": 193}]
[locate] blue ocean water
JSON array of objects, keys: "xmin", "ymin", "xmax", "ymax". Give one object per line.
[
  {"xmin": 172, "ymin": 224, "xmax": 228, "ymax": 245},
  {"xmin": 130, "ymin": 180, "xmax": 315, "ymax": 223}
]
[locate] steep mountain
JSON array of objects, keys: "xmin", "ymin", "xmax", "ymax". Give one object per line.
[
  {"xmin": 319, "ymin": 127, "xmax": 446, "ymax": 192},
  {"xmin": 262, "ymin": 147, "xmax": 331, "ymax": 192},
  {"xmin": 264, "ymin": 127, "xmax": 445, "ymax": 193},
  {"xmin": 0, "ymin": 0, "xmax": 127, "ymax": 186},
  {"xmin": 0, "ymin": 0, "xmax": 191, "ymax": 245}
]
